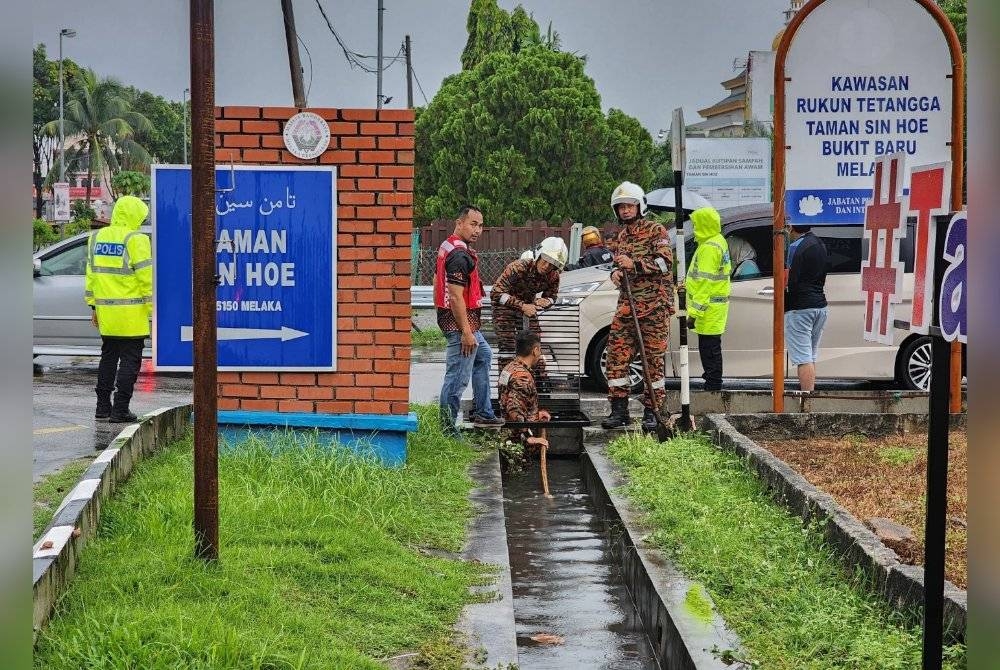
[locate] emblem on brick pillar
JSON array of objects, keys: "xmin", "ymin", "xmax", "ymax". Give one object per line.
[{"xmin": 283, "ymin": 111, "xmax": 331, "ymax": 159}]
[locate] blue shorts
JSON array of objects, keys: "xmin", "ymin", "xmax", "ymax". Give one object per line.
[{"xmin": 784, "ymin": 308, "xmax": 828, "ymax": 366}]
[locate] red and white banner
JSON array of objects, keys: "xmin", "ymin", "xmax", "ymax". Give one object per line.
[
  {"xmin": 907, "ymin": 161, "xmax": 952, "ymax": 334},
  {"xmin": 860, "ymin": 153, "xmax": 908, "ymax": 344}
]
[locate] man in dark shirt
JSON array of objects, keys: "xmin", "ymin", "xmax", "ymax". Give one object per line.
[
  {"xmin": 434, "ymin": 205, "xmax": 503, "ymax": 436},
  {"xmin": 784, "ymin": 225, "xmax": 828, "ymax": 393}
]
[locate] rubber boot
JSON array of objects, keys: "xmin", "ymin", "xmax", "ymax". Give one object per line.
[
  {"xmin": 641, "ymin": 407, "xmax": 659, "ymax": 433},
  {"xmin": 601, "ymin": 398, "xmax": 631, "ymax": 429}
]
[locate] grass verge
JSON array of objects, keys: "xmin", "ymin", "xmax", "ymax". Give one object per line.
[
  {"xmin": 606, "ymin": 432, "xmax": 967, "ymax": 670},
  {"xmin": 34, "ymin": 405, "xmax": 494, "ymax": 670},
  {"xmin": 411, "ymin": 326, "xmax": 447, "ymax": 348},
  {"xmin": 34, "ymin": 458, "xmax": 93, "ymax": 541}
]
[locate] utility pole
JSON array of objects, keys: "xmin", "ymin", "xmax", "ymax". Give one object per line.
[
  {"xmin": 58, "ymin": 27, "xmax": 76, "ymax": 183},
  {"xmin": 405, "ymin": 35, "xmax": 413, "ymax": 108},
  {"xmin": 376, "ymin": 0, "xmax": 384, "ymax": 109},
  {"xmin": 190, "ymin": 0, "xmax": 219, "ymax": 561},
  {"xmin": 281, "ymin": 0, "xmax": 307, "ymax": 108}
]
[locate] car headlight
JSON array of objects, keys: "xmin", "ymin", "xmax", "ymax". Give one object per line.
[{"xmin": 555, "ymin": 281, "xmax": 602, "ymax": 305}]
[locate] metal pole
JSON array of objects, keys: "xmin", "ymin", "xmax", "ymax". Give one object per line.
[
  {"xmin": 190, "ymin": 0, "xmax": 219, "ymax": 561},
  {"xmin": 182, "ymin": 88, "xmax": 189, "ymax": 164},
  {"xmin": 376, "ymin": 0, "xmax": 384, "ymax": 109},
  {"xmin": 670, "ymin": 108, "xmax": 691, "ymax": 431},
  {"xmin": 58, "ymin": 31, "xmax": 65, "ymax": 183},
  {"xmin": 673, "ymin": 169, "xmax": 691, "ymax": 430},
  {"xmin": 405, "ymin": 35, "xmax": 413, "ymax": 108},
  {"xmin": 922, "ymin": 335, "xmax": 950, "ymax": 669},
  {"xmin": 280, "ymin": 0, "xmax": 306, "ymax": 108}
]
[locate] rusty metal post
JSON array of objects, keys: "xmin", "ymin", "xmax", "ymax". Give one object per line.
[{"xmin": 190, "ymin": 0, "xmax": 219, "ymax": 561}]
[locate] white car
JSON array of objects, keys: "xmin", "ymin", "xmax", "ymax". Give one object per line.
[
  {"xmin": 555, "ymin": 203, "xmax": 953, "ymax": 392},
  {"xmin": 33, "ymin": 228, "xmax": 152, "ymax": 357}
]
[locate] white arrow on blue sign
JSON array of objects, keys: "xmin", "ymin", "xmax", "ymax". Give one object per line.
[{"xmin": 151, "ymin": 165, "xmax": 337, "ymax": 371}]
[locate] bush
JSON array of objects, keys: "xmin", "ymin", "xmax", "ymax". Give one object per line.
[
  {"xmin": 112, "ymin": 170, "xmax": 150, "ymax": 197},
  {"xmin": 33, "ymin": 218, "xmax": 57, "ymax": 249},
  {"xmin": 71, "ymin": 200, "xmax": 96, "ymax": 222},
  {"xmin": 62, "ymin": 219, "xmax": 93, "ymax": 237}
]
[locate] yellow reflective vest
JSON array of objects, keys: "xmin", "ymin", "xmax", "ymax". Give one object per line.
[
  {"xmin": 686, "ymin": 207, "xmax": 731, "ymax": 336},
  {"xmin": 84, "ymin": 196, "xmax": 152, "ymax": 337}
]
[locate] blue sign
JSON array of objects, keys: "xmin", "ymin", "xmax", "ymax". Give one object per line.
[
  {"xmin": 938, "ymin": 212, "xmax": 966, "ymax": 344},
  {"xmin": 152, "ymin": 165, "xmax": 337, "ymax": 370}
]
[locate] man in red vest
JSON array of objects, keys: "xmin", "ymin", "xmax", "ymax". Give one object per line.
[{"xmin": 435, "ymin": 205, "xmax": 503, "ymax": 437}]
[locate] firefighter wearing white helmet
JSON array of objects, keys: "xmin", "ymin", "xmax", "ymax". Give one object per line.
[
  {"xmin": 490, "ymin": 236, "xmax": 568, "ymax": 378},
  {"xmin": 602, "ymin": 181, "xmax": 676, "ymax": 432}
]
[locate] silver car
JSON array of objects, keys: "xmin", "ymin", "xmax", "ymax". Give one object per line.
[
  {"xmin": 33, "ymin": 228, "xmax": 152, "ymax": 357},
  {"xmin": 556, "ymin": 203, "xmax": 952, "ymax": 391}
]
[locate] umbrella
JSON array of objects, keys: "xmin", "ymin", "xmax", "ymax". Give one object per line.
[{"xmin": 645, "ymin": 187, "xmax": 714, "ymax": 213}]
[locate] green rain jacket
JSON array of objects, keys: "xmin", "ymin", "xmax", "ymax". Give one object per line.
[
  {"xmin": 686, "ymin": 207, "xmax": 731, "ymax": 336},
  {"xmin": 84, "ymin": 196, "xmax": 152, "ymax": 337}
]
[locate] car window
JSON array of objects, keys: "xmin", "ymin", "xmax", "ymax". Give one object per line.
[
  {"xmin": 724, "ymin": 222, "xmax": 775, "ymax": 280},
  {"xmin": 814, "ymin": 226, "xmax": 863, "ymax": 274},
  {"xmin": 40, "ymin": 241, "xmax": 88, "ymax": 276}
]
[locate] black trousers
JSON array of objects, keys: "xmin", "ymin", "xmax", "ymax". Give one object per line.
[
  {"xmin": 697, "ymin": 333, "xmax": 723, "ymax": 391},
  {"xmin": 96, "ymin": 336, "xmax": 144, "ymax": 412}
]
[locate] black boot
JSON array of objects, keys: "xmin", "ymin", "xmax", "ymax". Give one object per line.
[
  {"xmin": 601, "ymin": 398, "xmax": 631, "ymax": 429},
  {"xmin": 95, "ymin": 395, "xmax": 112, "ymax": 421},
  {"xmin": 641, "ymin": 408, "xmax": 659, "ymax": 432}
]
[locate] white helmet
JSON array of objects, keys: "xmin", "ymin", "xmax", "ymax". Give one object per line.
[
  {"xmin": 536, "ymin": 236, "xmax": 568, "ymax": 270},
  {"xmin": 520, "ymin": 248, "xmax": 536, "ymax": 262},
  {"xmin": 610, "ymin": 181, "xmax": 648, "ymax": 217}
]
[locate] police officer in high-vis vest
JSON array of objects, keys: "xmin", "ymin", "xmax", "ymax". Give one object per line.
[
  {"xmin": 85, "ymin": 195, "xmax": 152, "ymax": 423},
  {"xmin": 685, "ymin": 206, "xmax": 731, "ymax": 392}
]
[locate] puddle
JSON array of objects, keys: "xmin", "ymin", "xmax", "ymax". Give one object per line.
[{"xmin": 503, "ymin": 458, "xmax": 659, "ymax": 669}]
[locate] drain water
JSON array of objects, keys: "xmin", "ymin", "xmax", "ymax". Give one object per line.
[{"xmin": 503, "ymin": 457, "xmax": 659, "ymax": 669}]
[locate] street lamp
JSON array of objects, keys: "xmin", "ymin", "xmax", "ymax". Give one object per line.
[
  {"xmin": 58, "ymin": 27, "xmax": 77, "ymax": 183},
  {"xmin": 182, "ymin": 88, "xmax": 190, "ymax": 164}
]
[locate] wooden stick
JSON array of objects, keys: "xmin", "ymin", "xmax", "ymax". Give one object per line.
[{"xmin": 540, "ymin": 428, "xmax": 551, "ymax": 498}]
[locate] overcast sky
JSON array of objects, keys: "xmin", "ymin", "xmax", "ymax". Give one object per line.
[{"xmin": 32, "ymin": 0, "xmax": 789, "ymax": 134}]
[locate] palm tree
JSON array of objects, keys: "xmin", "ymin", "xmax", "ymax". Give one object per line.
[{"xmin": 42, "ymin": 68, "xmax": 153, "ymax": 207}]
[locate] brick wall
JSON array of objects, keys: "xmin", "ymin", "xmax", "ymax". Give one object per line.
[{"xmin": 213, "ymin": 106, "xmax": 413, "ymax": 416}]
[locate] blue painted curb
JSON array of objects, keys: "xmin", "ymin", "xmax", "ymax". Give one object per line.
[{"xmin": 216, "ymin": 411, "xmax": 418, "ymax": 467}]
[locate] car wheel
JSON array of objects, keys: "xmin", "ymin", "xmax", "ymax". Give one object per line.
[
  {"xmin": 897, "ymin": 336, "xmax": 933, "ymax": 391},
  {"xmin": 589, "ymin": 331, "xmax": 644, "ymax": 393}
]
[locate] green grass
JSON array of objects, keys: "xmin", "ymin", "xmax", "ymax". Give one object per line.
[
  {"xmin": 878, "ymin": 445, "xmax": 918, "ymax": 466},
  {"xmin": 606, "ymin": 432, "xmax": 967, "ymax": 670},
  {"xmin": 34, "ymin": 405, "xmax": 495, "ymax": 670},
  {"xmin": 34, "ymin": 458, "xmax": 93, "ymax": 541},
  {"xmin": 411, "ymin": 327, "xmax": 447, "ymax": 348}
]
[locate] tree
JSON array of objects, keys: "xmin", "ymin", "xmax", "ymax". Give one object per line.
[
  {"xmin": 111, "ymin": 170, "xmax": 151, "ymax": 198},
  {"xmin": 939, "ymin": 0, "xmax": 966, "ymax": 53},
  {"xmin": 417, "ymin": 1, "xmax": 654, "ymax": 227},
  {"xmin": 42, "ymin": 68, "xmax": 153, "ymax": 206},
  {"xmin": 32, "ymin": 44, "xmax": 82, "ymax": 218},
  {"xmin": 649, "ymin": 140, "xmax": 674, "ymax": 190},
  {"xmin": 124, "ymin": 87, "xmax": 185, "ymax": 165}
]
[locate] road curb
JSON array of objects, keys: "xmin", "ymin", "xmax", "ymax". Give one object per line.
[
  {"xmin": 703, "ymin": 412, "xmax": 967, "ymax": 641},
  {"xmin": 32, "ymin": 404, "xmax": 192, "ymax": 642}
]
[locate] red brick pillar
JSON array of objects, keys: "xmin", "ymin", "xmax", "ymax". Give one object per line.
[{"xmin": 212, "ymin": 106, "xmax": 414, "ymax": 417}]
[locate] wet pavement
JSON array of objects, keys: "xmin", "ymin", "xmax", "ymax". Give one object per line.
[
  {"xmin": 503, "ymin": 458, "xmax": 659, "ymax": 670},
  {"xmin": 32, "ymin": 357, "xmax": 193, "ymax": 482}
]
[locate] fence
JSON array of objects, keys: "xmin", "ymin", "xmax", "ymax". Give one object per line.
[
  {"xmin": 418, "ymin": 219, "xmax": 580, "ymax": 253},
  {"xmin": 412, "ymin": 247, "xmax": 529, "ymax": 285}
]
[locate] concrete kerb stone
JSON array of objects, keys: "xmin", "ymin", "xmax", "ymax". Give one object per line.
[
  {"xmin": 454, "ymin": 450, "xmax": 518, "ymax": 668},
  {"xmin": 702, "ymin": 413, "xmax": 967, "ymax": 641},
  {"xmin": 32, "ymin": 404, "xmax": 193, "ymax": 642},
  {"xmin": 582, "ymin": 441, "xmax": 746, "ymax": 670}
]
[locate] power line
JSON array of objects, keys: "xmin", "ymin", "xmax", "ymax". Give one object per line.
[
  {"xmin": 295, "ymin": 31, "xmax": 314, "ymax": 104},
  {"xmin": 410, "ymin": 62, "xmax": 429, "ymax": 105},
  {"xmin": 314, "ymin": 0, "xmax": 403, "ymax": 75}
]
